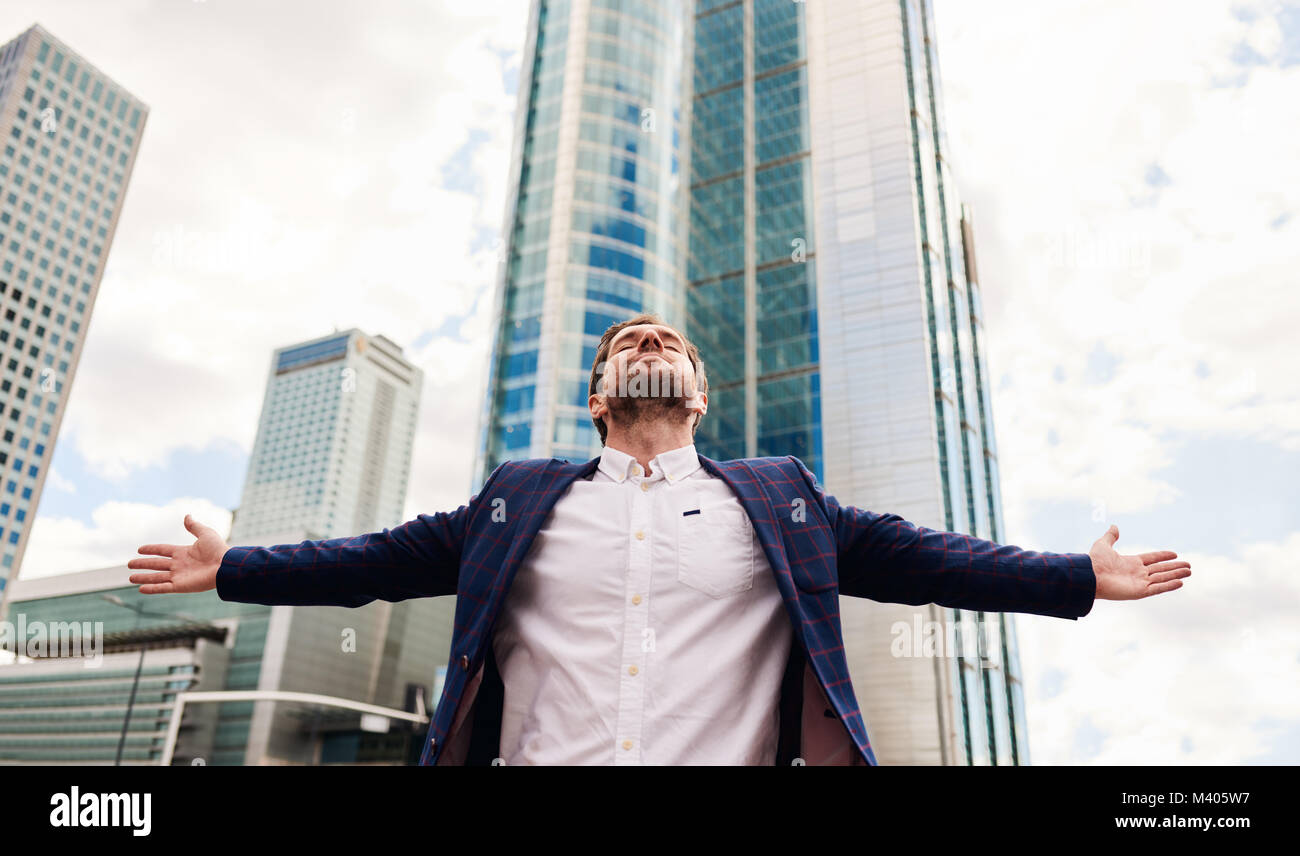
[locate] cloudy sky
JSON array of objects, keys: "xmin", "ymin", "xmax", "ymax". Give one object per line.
[{"xmin": 1, "ymin": 0, "xmax": 1295, "ymax": 764}]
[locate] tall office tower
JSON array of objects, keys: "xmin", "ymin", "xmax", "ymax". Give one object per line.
[
  {"xmin": 230, "ymin": 330, "xmax": 423, "ymax": 547},
  {"xmin": 216, "ymin": 329, "xmax": 449, "ymax": 765},
  {"xmin": 800, "ymin": 0, "xmax": 1026, "ymax": 767},
  {"xmin": 476, "ymin": 0, "xmax": 1028, "ymax": 765},
  {"xmin": 0, "ymin": 24, "xmax": 147, "ymax": 605}
]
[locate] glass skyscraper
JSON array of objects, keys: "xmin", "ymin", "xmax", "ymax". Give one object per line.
[
  {"xmin": 0, "ymin": 24, "xmax": 147, "ymax": 607},
  {"xmin": 476, "ymin": 0, "xmax": 1030, "ymax": 764}
]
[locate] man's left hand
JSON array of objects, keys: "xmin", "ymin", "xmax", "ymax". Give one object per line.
[{"xmin": 1089, "ymin": 524, "xmax": 1191, "ymax": 601}]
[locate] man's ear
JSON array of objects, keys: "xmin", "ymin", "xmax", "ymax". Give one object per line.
[
  {"xmin": 686, "ymin": 389, "xmax": 707, "ymax": 419},
  {"xmin": 588, "ymin": 392, "xmax": 608, "ymax": 423}
]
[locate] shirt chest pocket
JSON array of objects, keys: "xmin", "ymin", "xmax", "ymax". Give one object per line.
[{"xmin": 676, "ymin": 505, "xmax": 755, "ymax": 598}]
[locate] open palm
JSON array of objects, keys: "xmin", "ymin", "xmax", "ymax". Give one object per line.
[
  {"xmin": 1089, "ymin": 524, "xmax": 1191, "ymax": 601},
  {"xmin": 127, "ymin": 514, "xmax": 230, "ymax": 594}
]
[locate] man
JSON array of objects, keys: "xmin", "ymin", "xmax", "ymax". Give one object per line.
[{"xmin": 128, "ymin": 313, "xmax": 1191, "ymax": 765}]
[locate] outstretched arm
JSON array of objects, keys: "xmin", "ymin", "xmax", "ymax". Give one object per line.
[
  {"xmin": 789, "ymin": 457, "xmax": 1189, "ymax": 619},
  {"xmin": 127, "ymin": 464, "xmax": 506, "ymax": 607}
]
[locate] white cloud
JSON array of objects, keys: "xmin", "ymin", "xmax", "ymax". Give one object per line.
[
  {"xmin": 933, "ymin": 0, "xmax": 1300, "ymax": 531},
  {"xmin": 0, "ymin": 1, "xmax": 528, "ymax": 490},
  {"xmin": 402, "ymin": 291, "xmax": 497, "ymax": 518},
  {"xmin": 1018, "ymin": 531, "xmax": 1300, "ymax": 764},
  {"xmin": 45, "ymin": 469, "xmax": 77, "ymax": 495},
  {"xmin": 19, "ymin": 498, "xmax": 234, "ymax": 580}
]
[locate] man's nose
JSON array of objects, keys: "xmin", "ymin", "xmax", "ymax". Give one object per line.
[{"xmin": 637, "ymin": 330, "xmax": 663, "ymax": 351}]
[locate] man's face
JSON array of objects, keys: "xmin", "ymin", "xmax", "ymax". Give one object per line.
[{"xmin": 589, "ymin": 323, "xmax": 707, "ymax": 432}]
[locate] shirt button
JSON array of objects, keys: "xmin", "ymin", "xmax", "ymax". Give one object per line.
[
  {"xmin": 628, "ymin": 665, "xmax": 638, "ymax": 676},
  {"xmin": 622, "ymin": 740, "xmax": 633, "ymax": 751},
  {"xmin": 632, "ymin": 465, "xmax": 641, "ymax": 475},
  {"xmin": 631, "ymin": 594, "xmax": 642, "ymax": 605},
  {"xmin": 635, "ymin": 530, "xmax": 645, "ymax": 540},
  {"xmin": 460, "ymin": 654, "xmax": 470, "ymax": 670},
  {"xmin": 640, "ymin": 481, "xmax": 650, "ymax": 492}
]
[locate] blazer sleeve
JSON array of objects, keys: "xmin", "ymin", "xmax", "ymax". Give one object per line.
[
  {"xmin": 215, "ymin": 463, "xmax": 508, "ymax": 608},
  {"xmin": 788, "ymin": 456, "xmax": 1097, "ymax": 620}
]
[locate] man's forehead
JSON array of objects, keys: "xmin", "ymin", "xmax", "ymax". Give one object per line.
[{"xmin": 611, "ymin": 323, "xmax": 683, "ymax": 344}]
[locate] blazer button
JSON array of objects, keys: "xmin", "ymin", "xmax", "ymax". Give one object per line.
[
  {"xmin": 429, "ymin": 736, "xmax": 437, "ymax": 750},
  {"xmin": 460, "ymin": 654, "xmax": 470, "ymax": 671}
]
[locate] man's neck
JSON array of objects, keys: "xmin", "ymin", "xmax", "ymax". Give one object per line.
[{"xmin": 604, "ymin": 422, "xmax": 694, "ymax": 476}]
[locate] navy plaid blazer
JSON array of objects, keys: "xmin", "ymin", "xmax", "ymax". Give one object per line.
[{"xmin": 216, "ymin": 453, "xmax": 1097, "ymax": 765}]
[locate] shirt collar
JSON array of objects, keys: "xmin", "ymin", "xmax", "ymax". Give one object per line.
[
  {"xmin": 597, "ymin": 445, "xmax": 636, "ymax": 482},
  {"xmin": 653, "ymin": 443, "xmax": 701, "ymax": 484},
  {"xmin": 598, "ymin": 443, "xmax": 701, "ymax": 484}
]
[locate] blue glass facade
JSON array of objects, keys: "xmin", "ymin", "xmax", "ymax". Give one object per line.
[
  {"xmin": 688, "ymin": 0, "xmax": 822, "ymax": 478},
  {"xmin": 478, "ymin": 0, "xmax": 820, "ymax": 483},
  {"xmin": 479, "ymin": 0, "xmax": 690, "ymax": 473},
  {"xmin": 559, "ymin": 0, "xmax": 686, "ymax": 460},
  {"xmin": 479, "ymin": 0, "xmax": 571, "ymax": 472}
]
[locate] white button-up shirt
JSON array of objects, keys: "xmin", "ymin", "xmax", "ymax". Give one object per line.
[{"xmin": 491, "ymin": 442, "xmax": 792, "ymax": 765}]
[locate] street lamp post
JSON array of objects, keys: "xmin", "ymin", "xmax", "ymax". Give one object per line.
[{"xmin": 100, "ymin": 595, "xmax": 197, "ymax": 766}]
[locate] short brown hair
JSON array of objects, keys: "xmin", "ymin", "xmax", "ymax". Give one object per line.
[{"xmin": 587, "ymin": 312, "xmax": 708, "ymax": 445}]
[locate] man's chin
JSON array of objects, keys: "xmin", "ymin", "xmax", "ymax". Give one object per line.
[{"xmin": 605, "ymin": 392, "xmax": 690, "ymax": 423}]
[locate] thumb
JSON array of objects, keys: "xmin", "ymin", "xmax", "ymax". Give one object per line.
[
  {"xmin": 1101, "ymin": 524, "xmax": 1119, "ymax": 547},
  {"xmin": 184, "ymin": 513, "xmax": 211, "ymax": 540}
]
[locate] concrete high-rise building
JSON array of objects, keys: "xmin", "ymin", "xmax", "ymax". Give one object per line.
[
  {"xmin": 230, "ymin": 329, "xmax": 423, "ymax": 547},
  {"xmin": 221, "ymin": 328, "xmax": 450, "ymax": 765},
  {"xmin": 474, "ymin": 0, "xmax": 1029, "ymax": 764},
  {"xmin": 0, "ymin": 23, "xmax": 147, "ymax": 605}
]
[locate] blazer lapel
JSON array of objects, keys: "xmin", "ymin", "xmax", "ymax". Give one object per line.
[
  {"xmin": 699, "ymin": 455, "xmax": 867, "ymax": 764},
  {"xmin": 436, "ymin": 456, "xmax": 598, "ymax": 763},
  {"xmin": 481, "ymin": 456, "xmax": 598, "ymax": 631}
]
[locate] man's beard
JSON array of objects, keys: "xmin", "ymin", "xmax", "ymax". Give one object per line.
[{"xmin": 604, "ymin": 361, "xmax": 692, "ymax": 431}]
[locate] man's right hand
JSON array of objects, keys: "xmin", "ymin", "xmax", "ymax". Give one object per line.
[{"xmin": 127, "ymin": 514, "xmax": 230, "ymax": 594}]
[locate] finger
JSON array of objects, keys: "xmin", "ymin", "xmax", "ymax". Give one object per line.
[
  {"xmin": 127, "ymin": 558, "xmax": 172, "ymax": 572},
  {"xmin": 137, "ymin": 543, "xmax": 177, "ymax": 558},
  {"xmin": 128, "ymin": 572, "xmax": 172, "ymax": 584},
  {"xmin": 1101, "ymin": 524, "xmax": 1119, "ymax": 546},
  {"xmin": 1148, "ymin": 567, "xmax": 1191, "ymax": 585},
  {"xmin": 1145, "ymin": 579, "xmax": 1183, "ymax": 596},
  {"xmin": 1145, "ymin": 559, "xmax": 1190, "ymax": 576},
  {"xmin": 1138, "ymin": 550, "xmax": 1177, "ymax": 565},
  {"xmin": 137, "ymin": 582, "xmax": 175, "ymax": 595}
]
